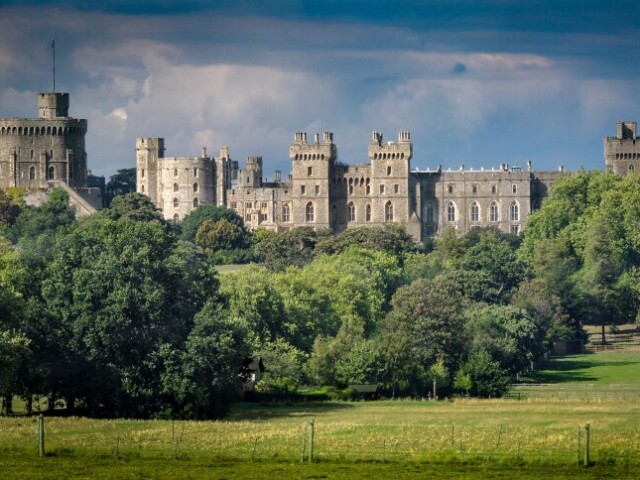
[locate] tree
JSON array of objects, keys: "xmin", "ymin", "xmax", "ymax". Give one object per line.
[
  {"xmin": 335, "ymin": 339, "xmax": 383, "ymax": 386},
  {"xmin": 100, "ymin": 192, "xmax": 165, "ymax": 223},
  {"xmin": 105, "ymin": 168, "xmax": 136, "ymax": 206},
  {"xmin": 315, "ymin": 224, "xmax": 415, "ymax": 260},
  {"xmin": 0, "ymin": 330, "xmax": 31, "ymax": 414},
  {"xmin": 195, "ymin": 218, "xmax": 248, "ymax": 259},
  {"xmin": 456, "ymin": 349, "xmax": 509, "ymax": 398},
  {"xmin": 180, "ymin": 205, "xmax": 245, "ymax": 242},
  {"xmin": 254, "ymin": 338, "xmax": 307, "ymax": 394},
  {"xmin": 253, "ymin": 227, "xmax": 324, "ymax": 271}
]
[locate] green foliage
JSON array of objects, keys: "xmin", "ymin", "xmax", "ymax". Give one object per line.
[
  {"xmin": 315, "ymin": 224, "xmax": 415, "ymax": 260},
  {"xmin": 335, "ymin": 339, "xmax": 383, "ymax": 386},
  {"xmin": 253, "ymin": 226, "xmax": 324, "ymax": 271},
  {"xmin": 180, "ymin": 205, "xmax": 245, "ymax": 242},
  {"xmin": 0, "ymin": 329, "xmax": 30, "ymax": 412},
  {"xmin": 105, "ymin": 168, "xmax": 136, "ymax": 206},
  {"xmin": 457, "ymin": 349, "xmax": 509, "ymax": 398},
  {"xmin": 255, "ymin": 338, "xmax": 307, "ymax": 394},
  {"xmin": 100, "ymin": 192, "xmax": 165, "ymax": 223},
  {"xmin": 0, "ymin": 190, "xmax": 22, "ymax": 228}
]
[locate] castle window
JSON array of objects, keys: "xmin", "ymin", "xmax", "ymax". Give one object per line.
[
  {"xmin": 490, "ymin": 201, "xmax": 499, "ymax": 222},
  {"xmin": 245, "ymin": 202, "xmax": 252, "ymax": 209},
  {"xmin": 447, "ymin": 201, "xmax": 456, "ymax": 222},
  {"xmin": 629, "ymin": 164, "xmax": 635, "ymax": 172},
  {"xmin": 349, "ymin": 185, "xmax": 354, "ymax": 195},
  {"xmin": 194, "ymin": 168, "xmax": 198, "ymax": 177},
  {"xmin": 30, "ymin": 150, "xmax": 34, "ymax": 159},
  {"xmin": 29, "ymin": 166, "xmax": 35, "ymax": 180},
  {"xmin": 193, "ymin": 198, "xmax": 199, "ymax": 208},
  {"xmin": 510, "ymin": 224, "xmax": 520, "ymax": 235},
  {"xmin": 366, "ymin": 204, "xmax": 371, "ymax": 222},
  {"xmin": 173, "ymin": 213, "xmax": 180, "ymax": 222},
  {"xmin": 348, "ymin": 202, "xmax": 356, "ymax": 222},
  {"xmin": 385, "ymin": 201, "xmax": 393, "ymax": 222},
  {"xmin": 308, "ymin": 166, "xmax": 313, "ymax": 176},
  {"xmin": 512, "ymin": 184, "xmax": 518, "ymax": 194},
  {"xmin": 380, "ymin": 184, "xmax": 385, "ymax": 194},
  {"xmin": 472, "ymin": 184, "xmax": 478, "ymax": 194},
  {"xmin": 141, "ymin": 169, "xmax": 145, "ymax": 179},
  {"xmin": 448, "ymin": 184, "xmax": 453, "ymax": 194},
  {"xmin": 245, "ymin": 213, "xmax": 251, "ymax": 222},
  {"xmin": 141, "ymin": 185, "xmax": 145, "ymax": 194},
  {"xmin": 510, "ymin": 201, "xmax": 520, "ymax": 221},
  {"xmin": 306, "ymin": 202, "xmax": 314, "ymax": 222},
  {"xmin": 470, "ymin": 201, "xmax": 480, "ymax": 222},
  {"xmin": 492, "ymin": 185, "xmax": 496, "ymax": 194},
  {"xmin": 173, "ymin": 183, "xmax": 179, "ymax": 192},
  {"xmin": 315, "ymin": 185, "xmax": 320, "ymax": 195},
  {"xmin": 193, "ymin": 183, "xmax": 199, "ymax": 193},
  {"xmin": 387, "ymin": 166, "xmax": 392, "ymax": 176},
  {"xmin": 260, "ymin": 213, "xmax": 268, "ymax": 223},
  {"xmin": 173, "ymin": 198, "xmax": 179, "ymax": 208},
  {"xmin": 426, "ymin": 203, "xmax": 434, "ymax": 223},
  {"xmin": 282, "ymin": 203, "xmax": 290, "ymax": 222},
  {"xmin": 301, "ymin": 185, "xmax": 306, "ymax": 195},
  {"xmin": 394, "ymin": 184, "xmax": 399, "ymax": 194},
  {"xmin": 366, "ymin": 184, "xmax": 371, "ymax": 195},
  {"xmin": 47, "ymin": 165, "xmax": 55, "ymax": 180},
  {"xmin": 231, "ymin": 202, "xmax": 237, "ymax": 210},
  {"xmin": 174, "ymin": 168, "xmax": 178, "ymax": 177},
  {"xmin": 261, "ymin": 202, "xmax": 267, "ymax": 209}
]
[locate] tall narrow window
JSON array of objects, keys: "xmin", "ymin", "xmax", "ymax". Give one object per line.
[
  {"xmin": 315, "ymin": 185, "xmax": 320, "ymax": 195},
  {"xmin": 387, "ymin": 166, "xmax": 392, "ymax": 176},
  {"xmin": 348, "ymin": 202, "xmax": 356, "ymax": 222},
  {"xmin": 193, "ymin": 198, "xmax": 199, "ymax": 208},
  {"xmin": 490, "ymin": 201, "xmax": 499, "ymax": 222},
  {"xmin": 141, "ymin": 185, "xmax": 145, "ymax": 194},
  {"xmin": 510, "ymin": 201, "xmax": 520, "ymax": 221},
  {"xmin": 306, "ymin": 202, "xmax": 314, "ymax": 222},
  {"xmin": 394, "ymin": 184, "xmax": 399, "ymax": 194},
  {"xmin": 282, "ymin": 203, "xmax": 290, "ymax": 222},
  {"xmin": 47, "ymin": 165, "xmax": 55, "ymax": 180},
  {"xmin": 380, "ymin": 184, "xmax": 385, "ymax": 194},
  {"xmin": 447, "ymin": 201, "xmax": 456, "ymax": 222},
  {"xmin": 448, "ymin": 184, "xmax": 453, "ymax": 194},
  {"xmin": 29, "ymin": 166, "xmax": 35, "ymax": 180},
  {"xmin": 385, "ymin": 201, "xmax": 393, "ymax": 222},
  {"xmin": 472, "ymin": 184, "xmax": 478, "ymax": 194},
  {"xmin": 173, "ymin": 183, "xmax": 179, "ymax": 192},
  {"xmin": 426, "ymin": 202, "xmax": 434, "ymax": 223},
  {"xmin": 308, "ymin": 166, "xmax": 313, "ymax": 176},
  {"xmin": 512, "ymin": 184, "xmax": 518, "ymax": 194},
  {"xmin": 174, "ymin": 168, "xmax": 178, "ymax": 177},
  {"xmin": 301, "ymin": 185, "xmax": 306, "ymax": 195},
  {"xmin": 173, "ymin": 213, "xmax": 180, "ymax": 222},
  {"xmin": 173, "ymin": 198, "xmax": 179, "ymax": 208},
  {"xmin": 492, "ymin": 185, "xmax": 497, "ymax": 194},
  {"xmin": 366, "ymin": 204, "xmax": 371, "ymax": 222},
  {"xmin": 470, "ymin": 201, "xmax": 479, "ymax": 222},
  {"xmin": 193, "ymin": 183, "xmax": 199, "ymax": 193}
]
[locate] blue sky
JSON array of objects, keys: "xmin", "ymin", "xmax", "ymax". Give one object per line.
[{"xmin": 1, "ymin": 1, "xmax": 639, "ymax": 178}]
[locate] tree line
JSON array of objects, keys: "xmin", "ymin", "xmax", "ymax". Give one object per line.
[{"xmin": 1, "ymin": 170, "xmax": 636, "ymax": 418}]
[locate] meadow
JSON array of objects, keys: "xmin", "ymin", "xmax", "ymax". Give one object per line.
[{"xmin": 2, "ymin": 352, "xmax": 640, "ymax": 478}]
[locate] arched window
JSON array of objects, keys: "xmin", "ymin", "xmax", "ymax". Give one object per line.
[
  {"xmin": 193, "ymin": 183, "xmax": 198, "ymax": 193},
  {"xmin": 447, "ymin": 201, "xmax": 456, "ymax": 222},
  {"xmin": 470, "ymin": 201, "xmax": 480, "ymax": 222},
  {"xmin": 174, "ymin": 168, "xmax": 178, "ymax": 177},
  {"xmin": 385, "ymin": 201, "xmax": 393, "ymax": 222},
  {"xmin": 173, "ymin": 183, "xmax": 179, "ymax": 192},
  {"xmin": 512, "ymin": 184, "xmax": 518, "ymax": 194},
  {"xmin": 492, "ymin": 185, "xmax": 497, "ymax": 194},
  {"xmin": 173, "ymin": 213, "xmax": 180, "ymax": 222},
  {"xmin": 629, "ymin": 164, "xmax": 635, "ymax": 172},
  {"xmin": 141, "ymin": 184, "xmax": 145, "ymax": 194},
  {"xmin": 47, "ymin": 165, "xmax": 55, "ymax": 180},
  {"xmin": 282, "ymin": 203, "xmax": 290, "ymax": 222},
  {"xmin": 348, "ymin": 202, "xmax": 356, "ymax": 222},
  {"xmin": 510, "ymin": 201, "xmax": 520, "ymax": 221},
  {"xmin": 365, "ymin": 204, "xmax": 371, "ymax": 222},
  {"xmin": 426, "ymin": 202, "xmax": 434, "ymax": 223},
  {"xmin": 173, "ymin": 197, "xmax": 179, "ymax": 208},
  {"xmin": 193, "ymin": 198, "xmax": 199, "ymax": 208},
  {"xmin": 490, "ymin": 201, "xmax": 499, "ymax": 222},
  {"xmin": 29, "ymin": 166, "xmax": 35, "ymax": 180},
  {"xmin": 141, "ymin": 169, "xmax": 145, "ymax": 179},
  {"xmin": 306, "ymin": 202, "xmax": 314, "ymax": 222}
]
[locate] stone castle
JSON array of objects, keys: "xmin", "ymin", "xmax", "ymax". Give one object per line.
[
  {"xmin": 137, "ymin": 120, "xmax": 640, "ymax": 242},
  {"xmin": 0, "ymin": 91, "xmax": 102, "ymax": 214}
]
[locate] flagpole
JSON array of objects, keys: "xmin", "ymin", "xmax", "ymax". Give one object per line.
[{"xmin": 52, "ymin": 38, "xmax": 55, "ymax": 93}]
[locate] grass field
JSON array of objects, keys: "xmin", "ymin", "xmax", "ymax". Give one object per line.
[{"xmin": 2, "ymin": 352, "xmax": 640, "ymax": 478}]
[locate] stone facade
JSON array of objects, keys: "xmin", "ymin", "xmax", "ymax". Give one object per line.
[
  {"xmin": 138, "ymin": 123, "xmax": 626, "ymax": 241},
  {"xmin": 0, "ymin": 92, "xmax": 102, "ymax": 213}
]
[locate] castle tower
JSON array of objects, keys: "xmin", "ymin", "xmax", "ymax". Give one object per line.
[
  {"xmin": 289, "ymin": 131, "xmax": 337, "ymax": 229},
  {"xmin": 237, "ymin": 156, "xmax": 263, "ymax": 188},
  {"xmin": 367, "ymin": 130, "xmax": 413, "ymax": 225},
  {"xmin": 136, "ymin": 137, "xmax": 164, "ymax": 205},
  {"xmin": 214, "ymin": 146, "xmax": 232, "ymax": 206},
  {"xmin": 0, "ymin": 92, "xmax": 87, "ymax": 189},
  {"xmin": 604, "ymin": 121, "xmax": 640, "ymax": 175}
]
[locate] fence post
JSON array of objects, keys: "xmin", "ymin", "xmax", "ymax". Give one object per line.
[
  {"xmin": 37, "ymin": 414, "xmax": 45, "ymax": 457},
  {"xmin": 450, "ymin": 424, "xmax": 455, "ymax": 448},
  {"xmin": 300, "ymin": 421, "xmax": 308, "ymax": 463},
  {"xmin": 251, "ymin": 437, "xmax": 258, "ymax": 462},
  {"xmin": 309, "ymin": 419, "xmax": 315, "ymax": 463},
  {"xmin": 584, "ymin": 423, "xmax": 590, "ymax": 467},
  {"xmin": 577, "ymin": 426, "xmax": 581, "ymax": 466}
]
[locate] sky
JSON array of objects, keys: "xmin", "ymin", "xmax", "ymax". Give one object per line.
[{"xmin": 1, "ymin": 1, "xmax": 639, "ymax": 179}]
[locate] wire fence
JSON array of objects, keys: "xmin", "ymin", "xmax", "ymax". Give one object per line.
[{"xmin": 2, "ymin": 415, "xmax": 639, "ymax": 467}]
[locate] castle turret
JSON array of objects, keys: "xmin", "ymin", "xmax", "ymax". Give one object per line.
[
  {"xmin": 136, "ymin": 137, "xmax": 164, "ymax": 205},
  {"xmin": 289, "ymin": 131, "xmax": 336, "ymax": 228},
  {"xmin": 604, "ymin": 121, "xmax": 640, "ymax": 175}
]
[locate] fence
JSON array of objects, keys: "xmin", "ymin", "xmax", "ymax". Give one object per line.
[
  {"xmin": 507, "ymin": 383, "xmax": 640, "ymax": 401},
  {"xmin": 2, "ymin": 415, "xmax": 638, "ymax": 467}
]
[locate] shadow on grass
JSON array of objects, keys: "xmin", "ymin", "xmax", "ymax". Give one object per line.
[
  {"xmin": 530, "ymin": 355, "xmax": 640, "ymax": 384},
  {"xmin": 229, "ymin": 401, "xmax": 355, "ymax": 421}
]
